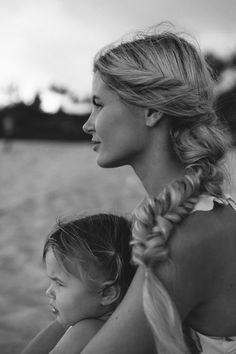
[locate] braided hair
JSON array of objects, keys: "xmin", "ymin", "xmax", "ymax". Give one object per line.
[{"xmin": 132, "ymin": 173, "xmax": 200, "ymax": 353}]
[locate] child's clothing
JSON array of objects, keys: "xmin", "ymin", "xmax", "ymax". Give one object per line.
[{"xmin": 187, "ymin": 194, "xmax": 236, "ymax": 354}]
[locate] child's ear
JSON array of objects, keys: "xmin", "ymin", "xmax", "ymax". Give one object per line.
[
  {"xmin": 145, "ymin": 108, "xmax": 163, "ymax": 127},
  {"xmin": 100, "ymin": 285, "xmax": 120, "ymax": 306}
]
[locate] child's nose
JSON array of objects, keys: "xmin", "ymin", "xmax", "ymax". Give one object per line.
[{"xmin": 46, "ymin": 285, "xmax": 56, "ymax": 299}]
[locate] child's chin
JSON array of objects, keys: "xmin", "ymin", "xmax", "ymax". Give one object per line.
[
  {"xmin": 58, "ymin": 317, "xmax": 74, "ymax": 328},
  {"xmin": 57, "ymin": 317, "xmax": 66, "ymax": 326}
]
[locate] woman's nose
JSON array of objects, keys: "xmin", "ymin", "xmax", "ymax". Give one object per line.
[
  {"xmin": 46, "ymin": 285, "xmax": 56, "ymax": 299},
  {"xmin": 83, "ymin": 114, "xmax": 94, "ymax": 135}
]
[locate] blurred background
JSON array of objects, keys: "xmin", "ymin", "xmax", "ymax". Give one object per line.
[{"xmin": 1, "ymin": 0, "xmax": 236, "ymax": 353}]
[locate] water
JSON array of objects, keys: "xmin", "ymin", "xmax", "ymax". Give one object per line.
[
  {"xmin": 0, "ymin": 140, "xmax": 143, "ymax": 353},
  {"xmin": 0, "ymin": 140, "xmax": 235, "ymax": 353}
]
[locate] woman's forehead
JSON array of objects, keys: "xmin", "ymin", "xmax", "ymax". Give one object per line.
[{"xmin": 92, "ymin": 71, "xmax": 110, "ymax": 96}]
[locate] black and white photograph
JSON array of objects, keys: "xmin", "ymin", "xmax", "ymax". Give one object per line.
[{"xmin": 1, "ymin": 1, "xmax": 236, "ymax": 353}]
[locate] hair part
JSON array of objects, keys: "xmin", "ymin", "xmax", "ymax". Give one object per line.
[{"xmin": 131, "ymin": 174, "xmax": 199, "ymax": 353}]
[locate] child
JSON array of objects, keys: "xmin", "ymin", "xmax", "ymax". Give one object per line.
[{"xmin": 22, "ymin": 213, "xmax": 136, "ymax": 354}]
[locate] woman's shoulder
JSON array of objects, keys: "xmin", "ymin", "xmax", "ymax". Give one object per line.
[
  {"xmin": 169, "ymin": 196, "xmax": 236, "ymax": 289},
  {"xmin": 172, "ymin": 195, "xmax": 236, "ymax": 256},
  {"xmin": 49, "ymin": 319, "xmax": 105, "ymax": 354},
  {"xmin": 71, "ymin": 318, "xmax": 105, "ymax": 333},
  {"xmin": 156, "ymin": 197, "xmax": 236, "ymax": 318}
]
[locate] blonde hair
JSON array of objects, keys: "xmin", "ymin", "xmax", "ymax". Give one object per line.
[
  {"xmin": 132, "ymin": 174, "xmax": 200, "ymax": 353},
  {"xmin": 94, "ymin": 24, "xmax": 230, "ymax": 353}
]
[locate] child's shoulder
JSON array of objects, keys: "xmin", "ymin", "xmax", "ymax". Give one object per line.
[{"xmin": 69, "ymin": 318, "xmax": 105, "ymax": 335}]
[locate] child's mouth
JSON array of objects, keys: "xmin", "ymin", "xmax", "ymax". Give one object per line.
[{"xmin": 50, "ymin": 304, "xmax": 58, "ymax": 315}]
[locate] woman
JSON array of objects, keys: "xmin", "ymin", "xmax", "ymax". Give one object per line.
[
  {"xmin": 23, "ymin": 25, "xmax": 236, "ymax": 354},
  {"xmin": 81, "ymin": 26, "xmax": 236, "ymax": 353}
]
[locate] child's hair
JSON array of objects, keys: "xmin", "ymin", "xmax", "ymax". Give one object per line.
[
  {"xmin": 93, "ymin": 24, "xmax": 231, "ymax": 353},
  {"xmin": 43, "ymin": 213, "xmax": 135, "ymax": 308}
]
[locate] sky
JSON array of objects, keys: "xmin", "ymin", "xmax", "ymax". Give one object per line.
[{"xmin": 0, "ymin": 0, "xmax": 236, "ymax": 110}]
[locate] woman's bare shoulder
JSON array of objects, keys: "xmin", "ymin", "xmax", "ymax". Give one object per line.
[
  {"xmin": 171, "ymin": 203, "xmax": 235, "ymax": 252},
  {"xmin": 49, "ymin": 319, "xmax": 104, "ymax": 354},
  {"xmin": 155, "ymin": 204, "xmax": 236, "ymax": 318}
]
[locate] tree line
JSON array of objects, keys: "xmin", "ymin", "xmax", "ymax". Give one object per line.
[{"xmin": 0, "ymin": 51, "xmax": 236, "ymax": 142}]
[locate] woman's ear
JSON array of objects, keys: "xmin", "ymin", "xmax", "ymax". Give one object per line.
[
  {"xmin": 100, "ymin": 285, "xmax": 120, "ymax": 306},
  {"xmin": 145, "ymin": 108, "xmax": 163, "ymax": 127}
]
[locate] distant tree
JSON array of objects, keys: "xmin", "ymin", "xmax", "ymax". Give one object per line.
[
  {"xmin": 2, "ymin": 113, "xmax": 14, "ymax": 151},
  {"xmin": 205, "ymin": 53, "xmax": 227, "ymax": 81},
  {"xmin": 49, "ymin": 84, "xmax": 80, "ymax": 103},
  {"xmin": 49, "ymin": 84, "xmax": 69, "ymax": 95},
  {"xmin": 69, "ymin": 92, "xmax": 80, "ymax": 104},
  {"xmin": 2, "ymin": 83, "xmax": 20, "ymax": 107},
  {"xmin": 229, "ymin": 52, "xmax": 236, "ymax": 68},
  {"xmin": 216, "ymin": 83, "xmax": 236, "ymax": 144},
  {"xmin": 31, "ymin": 93, "xmax": 42, "ymax": 111}
]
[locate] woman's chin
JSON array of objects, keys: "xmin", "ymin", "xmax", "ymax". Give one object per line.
[
  {"xmin": 96, "ymin": 156, "xmax": 123, "ymax": 169},
  {"xmin": 96, "ymin": 155, "xmax": 112, "ymax": 168}
]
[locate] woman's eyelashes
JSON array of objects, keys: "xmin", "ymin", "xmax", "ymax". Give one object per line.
[{"xmin": 92, "ymin": 97, "xmax": 103, "ymax": 109}]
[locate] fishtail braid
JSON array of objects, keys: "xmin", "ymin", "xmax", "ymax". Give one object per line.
[
  {"xmin": 131, "ymin": 173, "xmax": 200, "ymax": 354},
  {"xmin": 171, "ymin": 111, "xmax": 229, "ymax": 197}
]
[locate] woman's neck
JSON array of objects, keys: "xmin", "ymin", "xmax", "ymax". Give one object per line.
[{"xmin": 132, "ymin": 148, "xmax": 185, "ymax": 197}]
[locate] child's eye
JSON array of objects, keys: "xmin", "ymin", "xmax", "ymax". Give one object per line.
[
  {"xmin": 55, "ymin": 280, "xmax": 63, "ymax": 287},
  {"xmin": 50, "ymin": 279, "xmax": 63, "ymax": 287}
]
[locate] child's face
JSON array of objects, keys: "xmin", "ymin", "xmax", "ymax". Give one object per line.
[{"xmin": 45, "ymin": 250, "xmax": 104, "ymax": 326}]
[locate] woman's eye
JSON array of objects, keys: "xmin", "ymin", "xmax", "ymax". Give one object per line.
[
  {"xmin": 94, "ymin": 102, "xmax": 102, "ymax": 109},
  {"xmin": 92, "ymin": 98, "xmax": 103, "ymax": 109}
]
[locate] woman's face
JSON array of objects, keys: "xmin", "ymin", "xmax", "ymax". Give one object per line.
[
  {"xmin": 45, "ymin": 250, "xmax": 104, "ymax": 326},
  {"xmin": 83, "ymin": 71, "xmax": 149, "ymax": 168}
]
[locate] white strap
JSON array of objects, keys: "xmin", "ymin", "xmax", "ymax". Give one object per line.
[{"xmin": 192, "ymin": 194, "xmax": 236, "ymax": 213}]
